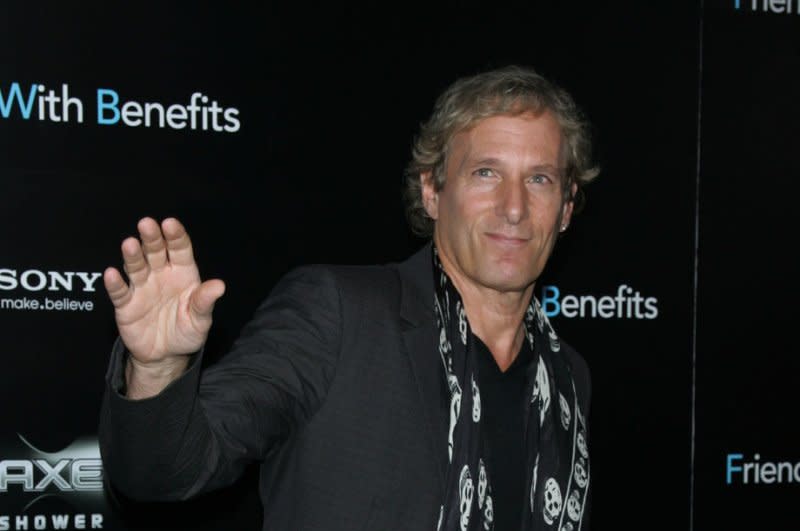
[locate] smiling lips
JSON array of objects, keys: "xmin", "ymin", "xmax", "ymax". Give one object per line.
[{"xmin": 485, "ymin": 232, "xmax": 531, "ymax": 247}]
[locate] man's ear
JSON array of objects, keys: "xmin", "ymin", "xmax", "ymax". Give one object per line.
[
  {"xmin": 560, "ymin": 182, "xmax": 578, "ymax": 232},
  {"xmin": 421, "ymin": 171, "xmax": 439, "ymax": 221}
]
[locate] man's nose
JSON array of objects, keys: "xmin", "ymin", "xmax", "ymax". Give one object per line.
[{"xmin": 496, "ymin": 179, "xmax": 529, "ymax": 224}]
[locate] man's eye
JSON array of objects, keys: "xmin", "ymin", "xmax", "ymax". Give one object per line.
[
  {"xmin": 475, "ymin": 168, "xmax": 495, "ymax": 178},
  {"xmin": 530, "ymin": 174, "xmax": 551, "ymax": 184}
]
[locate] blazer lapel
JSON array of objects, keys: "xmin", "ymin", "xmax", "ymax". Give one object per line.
[{"xmin": 397, "ymin": 243, "xmax": 448, "ymax": 490}]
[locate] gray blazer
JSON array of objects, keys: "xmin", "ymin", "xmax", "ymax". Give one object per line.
[{"xmin": 99, "ymin": 244, "xmax": 591, "ymax": 530}]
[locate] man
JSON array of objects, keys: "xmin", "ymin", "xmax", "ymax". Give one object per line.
[{"xmin": 100, "ymin": 65, "xmax": 598, "ymax": 530}]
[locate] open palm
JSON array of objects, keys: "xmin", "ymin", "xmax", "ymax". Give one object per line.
[{"xmin": 103, "ymin": 217, "xmax": 225, "ymax": 365}]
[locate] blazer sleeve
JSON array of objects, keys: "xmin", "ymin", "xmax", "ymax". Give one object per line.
[{"xmin": 99, "ymin": 265, "xmax": 343, "ymax": 501}]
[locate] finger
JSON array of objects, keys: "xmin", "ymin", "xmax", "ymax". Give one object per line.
[
  {"xmin": 189, "ymin": 278, "xmax": 226, "ymax": 319},
  {"xmin": 103, "ymin": 267, "xmax": 132, "ymax": 309},
  {"xmin": 121, "ymin": 237, "xmax": 150, "ymax": 287},
  {"xmin": 138, "ymin": 217, "xmax": 168, "ymax": 271},
  {"xmin": 161, "ymin": 218, "xmax": 196, "ymax": 267}
]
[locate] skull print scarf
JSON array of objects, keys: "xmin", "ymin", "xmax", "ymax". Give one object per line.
[{"xmin": 433, "ymin": 246, "xmax": 590, "ymax": 531}]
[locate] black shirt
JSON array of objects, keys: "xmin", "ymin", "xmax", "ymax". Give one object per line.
[{"xmin": 475, "ymin": 336, "xmax": 533, "ymax": 530}]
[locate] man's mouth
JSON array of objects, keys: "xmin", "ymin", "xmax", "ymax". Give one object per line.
[{"xmin": 485, "ymin": 233, "xmax": 530, "ymax": 246}]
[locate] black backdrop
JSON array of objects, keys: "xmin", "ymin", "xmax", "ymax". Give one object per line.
[
  {"xmin": 1, "ymin": 2, "xmax": 794, "ymax": 530},
  {"xmin": 694, "ymin": 1, "xmax": 800, "ymax": 529}
]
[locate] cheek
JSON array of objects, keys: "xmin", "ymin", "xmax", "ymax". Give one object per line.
[
  {"xmin": 534, "ymin": 196, "xmax": 565, "ymax": 224},
  {"xmin": 440, "ymin": 191, "xmax": 485, "ymax": 227}
]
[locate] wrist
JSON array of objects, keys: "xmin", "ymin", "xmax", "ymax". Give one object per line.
[{"xmin": 124, "ymin": 355, "xmax": 191, "ymax": 400}]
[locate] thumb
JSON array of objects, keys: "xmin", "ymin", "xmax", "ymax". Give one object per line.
[{"xmin": 190, "ymin": 278, "xmax": 226, "ymax": 319}]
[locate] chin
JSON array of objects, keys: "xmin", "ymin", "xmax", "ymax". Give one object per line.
[
  {"xmin": 483, "ymin": 258, "xmax": 539, "ymax": 285},
  {"xmin": 478, "ymin": 270, "xmax": 536, "ymax": 294}
]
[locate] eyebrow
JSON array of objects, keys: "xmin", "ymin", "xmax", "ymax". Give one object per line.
[{"xmin": 471, "ymin": 157, "xmax": 503, "ymax": 167}]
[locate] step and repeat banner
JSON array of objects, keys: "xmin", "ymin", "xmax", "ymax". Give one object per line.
[
  {"xmin": 694, "ymin": 1, "xmax": 800, "ymax": 529},
  {"xmin": 0, "ymin": 2, "xmax": 792, "ymax": 530}
]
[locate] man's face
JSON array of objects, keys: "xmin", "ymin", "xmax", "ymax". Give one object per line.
[{"xmin": 422, "ymin": 111, "xmax": 575, "ymax": 294}]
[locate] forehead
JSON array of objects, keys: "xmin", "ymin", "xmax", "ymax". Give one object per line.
[{"xmin": 449, "ymin": 111, "xmax": 563, "ymax": 165}]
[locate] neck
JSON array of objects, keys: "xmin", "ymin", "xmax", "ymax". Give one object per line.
[{"xmin": 436, "ymin": 247, "xmax": 533, "ymax": 372}]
